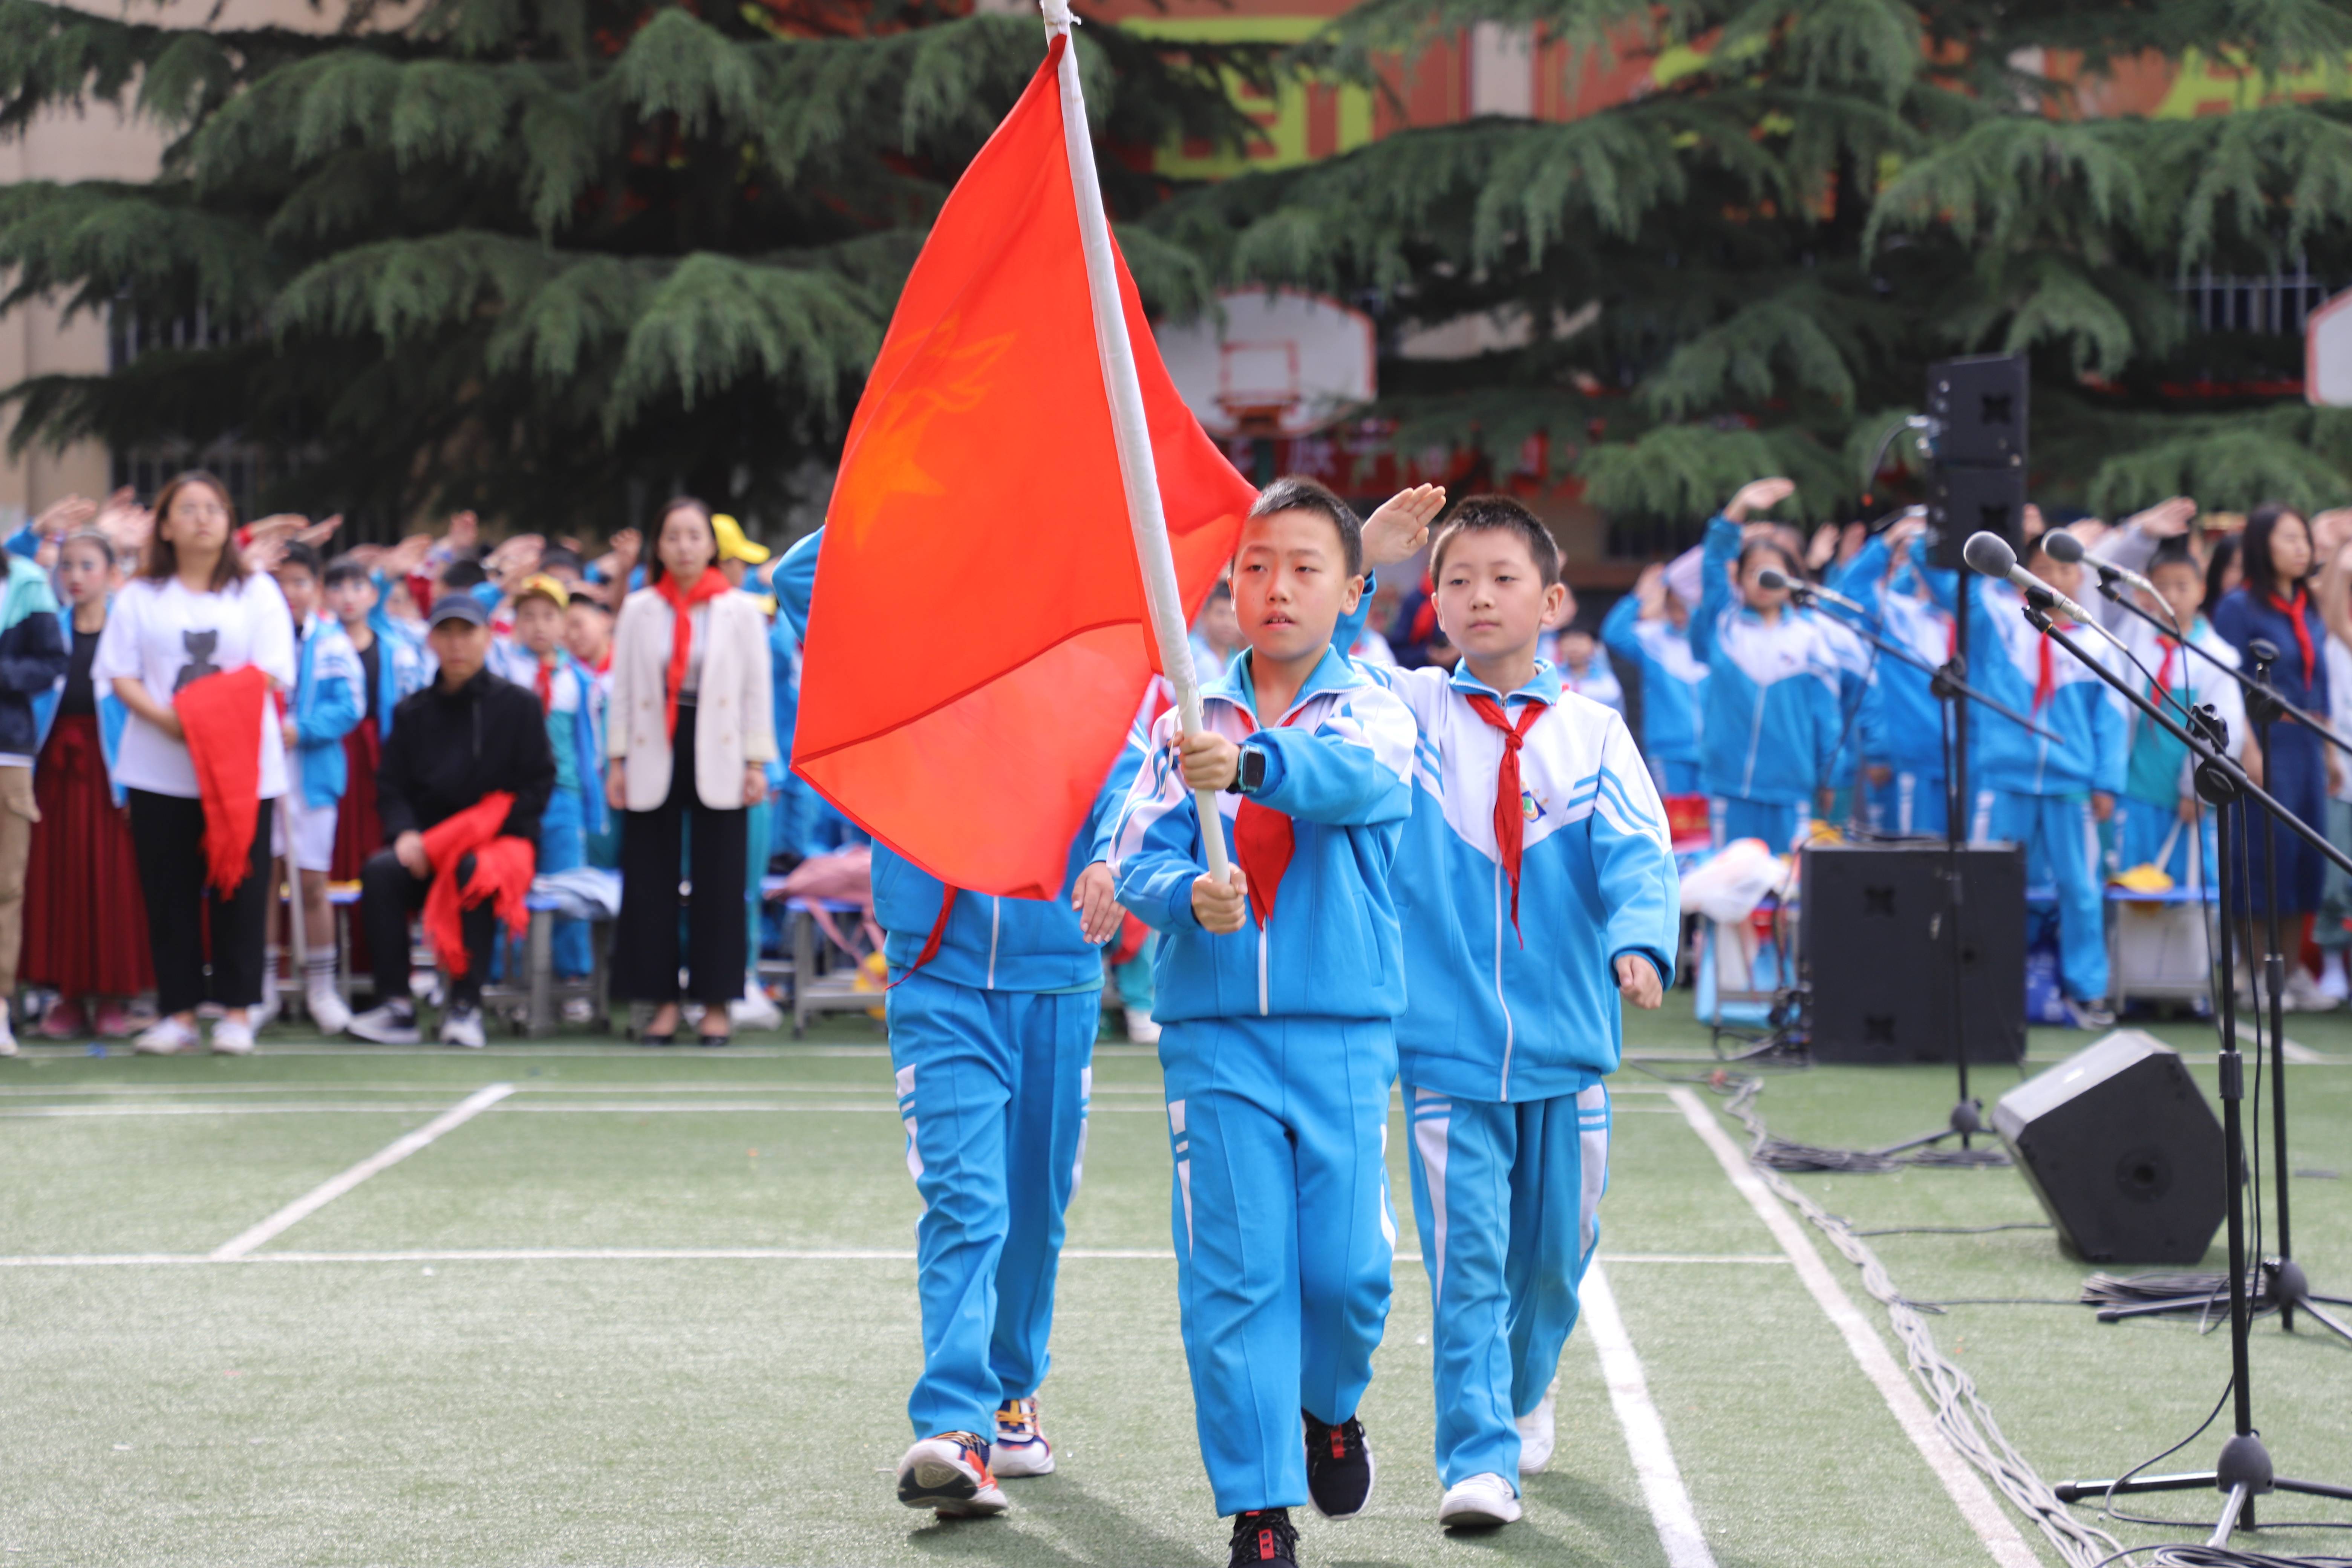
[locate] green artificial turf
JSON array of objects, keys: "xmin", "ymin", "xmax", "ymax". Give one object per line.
[{"xmin": 4, "ymin": 997, "xmax": 2349, "ymax": 1567}]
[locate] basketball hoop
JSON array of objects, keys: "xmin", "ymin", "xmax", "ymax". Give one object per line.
[
  {"xmin": 1158, "ymin": 289, "xmax": 1377, "ymax": 438},
  {"xmin": 2307, "ymin": 286, "xmax": 2352, "ymax": 406}
]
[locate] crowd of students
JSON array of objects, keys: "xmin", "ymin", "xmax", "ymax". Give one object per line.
[{"xmin": 0, "ymin": 473, "xmax": 819, "ymax": 1055}]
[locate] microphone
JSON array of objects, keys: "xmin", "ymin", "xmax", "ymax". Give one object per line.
[
  {"xmin": 2042, "ymin": 529, "xmax": 2168, "ymax": 604},
  {"xmin": 1756, "ymin": 567, "xmax": 1869, "ymax": 617},
  {"xmin": 1961, "ymin": 532, "xmax": 2103, "ymax": 628}
]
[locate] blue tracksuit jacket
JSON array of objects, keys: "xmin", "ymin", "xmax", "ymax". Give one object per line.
[
  {"xmin": 359, "ymin": 599, "xmax": 434, "ymax": 741},
  {"xmin": 1361, "ymin": 661, "xmax": 1680, "ymax": 1101},
  {"xmin": 1110, "ymin": 646, "xmax": 1416, "ymax": 1020},
  {"xmin": 288, "ymin": 614, "xmax": 365, "ymax": 808},
  {"xmin": 1937, "ymin": 577, "xmax": 2127, "ymax": 798},
  {"xmin": 1599, "ymin": 596, "xmax": 1706, "ymax": 770},
  {"xmin": 1689, "ymin": 516, "xmax": 1843, "ymax": 804}
]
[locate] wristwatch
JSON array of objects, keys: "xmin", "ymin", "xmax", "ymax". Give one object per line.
[{"xmin": 1225, "ymin": 744, "xmax": 1268, "ymax": 796}]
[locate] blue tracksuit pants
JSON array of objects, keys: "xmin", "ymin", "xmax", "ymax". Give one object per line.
[
  {"xmin": 2115, "ymin": 796, "xmax": 2214, "ymax": 889},
  {"xmin": 887, "ymin": 970, "xmax": 1096, "ymax": 1440},
  {"xmin": 1867, "ymin": 769, "xmax": 1949, "ymax": 839},
  {"xmin": 1710, "ymin": 796, "xmax": 1811, "ymax": 853},
  {"xmin": 1161, "ymin": 1016, "xmax": 1397, "ymax": 1516},
  {"xmin": 1405, "ymin": 1083, "xmax": 1611, "ymax": 1488},
  {"xmin": 1974, "ymin": 790, "xmax": 2108, "ymax": 1004},
  {"xmin": 538, "ymin": 786, "xmax": 590, "ymax": 977}
]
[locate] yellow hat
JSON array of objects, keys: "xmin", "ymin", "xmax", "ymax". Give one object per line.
[
  {"xmin": 712, "ymin": 514, "xmax": 770, "ymax": 565},
  {"xmin": 514, "ymin": 573, "xmax": 570, "ymax": 609}
]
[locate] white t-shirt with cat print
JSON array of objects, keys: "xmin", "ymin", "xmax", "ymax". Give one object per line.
[{"xmin": 91, "ymin": 572, "xmax": 297, "ymax": 800}]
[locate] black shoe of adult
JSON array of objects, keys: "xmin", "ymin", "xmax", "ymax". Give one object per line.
[
  {"xmin": 1227, "ymin": 1508, "xmax": 1299, "ymax": 1566},
  {"xmin": 1302, "ymin": 1410, "xmax": 1374, "ymax": 1519}
]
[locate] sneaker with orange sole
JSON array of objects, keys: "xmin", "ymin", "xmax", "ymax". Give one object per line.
[{"xmin": 895, "ymin": 1432, "xmax": 1007, "ymax": 1517}]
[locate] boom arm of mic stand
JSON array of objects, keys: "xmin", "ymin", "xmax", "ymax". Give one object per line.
[
  {"xmin": 2095, "ymin": 579, "xmax": 2352, "ymax": 760},
  {"xmin": 1798, "ymin": 590, "xmax": 2063, "ymax": 743},
  {"xmin": 2030, "ymin": 609, "xmax": 2352, "ymax": 879}
]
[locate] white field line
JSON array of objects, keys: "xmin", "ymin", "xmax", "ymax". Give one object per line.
[
  {"xmin": 0, "ymin": 1247, "xmax": 1791, "ymax": 1269},
  {"xmin": 1666, "ymin": 1087, "xmax": 2042, "ymax": 1568},
  {"xmin": 0, "ymin": 1081, "xmax": 1180, "ymax": 1098},
  {"xmin": 207, "ymin": 1084, "xmax": 517, "ymax": 1260},
  {"xmin": 1582, "ymin": 1262, "xmax": 1718, "ymax": 1568},
  {"xmin": 3, "ymin": 1101, "xmax": 1173, "ymax": 1118}
]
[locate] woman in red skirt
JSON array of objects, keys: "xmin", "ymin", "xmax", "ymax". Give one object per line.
[{"xmin": 24, "ymin": 530, "xmax": 152, "ymax": 1038}]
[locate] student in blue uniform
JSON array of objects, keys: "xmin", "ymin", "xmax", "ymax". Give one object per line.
[
  {"xmin": 2113, "ymin": 543, "xmax": 2243, "ymax": 890},
  {"xmin": 1600, "ymin": 564, "xmax": 1707, "ymax": 795},
  {"xmin": 265, "ymin": 542, "xmax": 365, "ymax": 1033},
  {"xmin": 488, "ymin": 574, "xmax": 606, "ymax": 980},
  {"xmin": 1355, "ymin": 493, "xmax": 1679, "ymax": 1531},
  {"xmin": 1112, "ymin": 477, "xmax": 1416, "ymax": 1568},
  {"xmin": 1689, "ymin": 478, "xmax": 1841, "ymax": 852},
  {"xmin": 1942, "ymin": 529, "xmax": 2128, "ymax": 1027},
  {"xmin": 775, "ymin": 528, "xmax": 1137, "ymax": 1520},
  {"xmin": 1830, "ymin": 517, "xmax": 1957, "ymax": 836}
]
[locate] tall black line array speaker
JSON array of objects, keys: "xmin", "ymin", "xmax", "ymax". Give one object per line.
[
  {"xmin": 1926, "ymin": 352, "xmax": 2028, "ymax": 571},
  {"xmin": 1800, "ymin": 843, "xmax": 2027, "ymax": 1064},
  {"xmin": 1993, "ymin": 1032, "xmax": 2226, "ymax": 1265}
]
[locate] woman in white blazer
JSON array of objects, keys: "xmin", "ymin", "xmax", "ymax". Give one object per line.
[{"xmin": 604, "ymin": 499, "xmax": 775, "ymax": 1044}]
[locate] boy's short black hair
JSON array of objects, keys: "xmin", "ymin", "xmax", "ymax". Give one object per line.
[
  {"xmin": 277, "ymin": 541, "xmax": 323, "ymax": 579},
  {"xmin": 322, "ymin": 553, "xmax": 371, "ymax": 590},
  {"xmin": 1430, "ymin": 494, "xmax": 1562, "ymax": 587},
  {"xmin": 566, "ymin": 594, "xmax": 613, "ymax": 616},
  {"xmin": 539, "ymin": 546, "xmax": 585, "ymax": 576},
  {"xmin": 2149, "ymin": 541, "xmax": 2201, "ymax": 576},
  {"xmin": 1246, "ymin": 475, "xmax": 1363, "ymax": 576},
  {"xmin": 440, "ymin": 558, "xmax": 489, "ymax": 591}
]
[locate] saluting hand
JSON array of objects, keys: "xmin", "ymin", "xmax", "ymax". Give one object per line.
[
  {"xmin": 1360, "ymin": 483, "xmax": 1448, "ymax": 570},
  {"xmin": 1191, "ymin": 866, "xmax": 1249, "ymax": 935}
]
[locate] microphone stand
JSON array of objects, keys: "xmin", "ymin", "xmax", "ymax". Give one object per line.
[
  {"xmin": 2021, "ymin": 610, "xmax": 2352, "ymax": 1537},
  {"xmin": 2091, "ymin": 572, "xmax": 2352, "ymax": 759},
  {"xmin": 2091, "ymin": 581, "xmax": 2352, "ymax": 1345},
  {"xmin": 1793, "ymin": 587, "xmax": 2054, "ymax": 1161}
]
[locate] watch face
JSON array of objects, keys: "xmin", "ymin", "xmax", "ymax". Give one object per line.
[{"xmin": 1242, "ymin": 750, "xmax": 1266, "ymax": 790}]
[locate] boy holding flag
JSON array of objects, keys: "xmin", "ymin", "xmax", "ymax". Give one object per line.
[
  {"xmin": 1111, "ymin": 477, "xmax": 1418, "ymax": 1568},
  {"xmin": 1356, "ymin": 493, "xmax": 1680, "ymax": 1530}
]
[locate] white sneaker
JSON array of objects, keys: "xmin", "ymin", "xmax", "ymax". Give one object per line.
[
  {"xmin": 729, "ymin": 977, "xmax": 783, "ymax": 1032},
  {"xmin": 306, "ymin": 982, "xmax": 352, "ymax": 1037},
  {"xmin": 439, "ymin": 1004, "xmax": 486, "ymax": 1050},
  {"xmin": 0, "ymin": 1013, "xmax": 16, "ymax": 1057},
  {"xmin": 209, "ymin": 1018, "xmax": 256, "ymax": 1055},
  {"xmin": 2320, "ymin": 954, "xmax": 2350, "ymax": 1004},
  {"xmin": 1439, "ymin": 1472, "xmax": 1522, "ymax": 1529},
  {"xmin": 991, "ymin": 1396, "xmax": 1054, "ymax": 1477},
  {"xmin": 133, "ymin": 1016, "xmax": 201, "ymax": 1055},
  {"xmin": 2285, "ymin": 967, "xmax": 2335, "ymax": 1014},
  {"xmin": 250, "ymin": 985, "xmax": 282, "ymax": 1031},
  {"xmin": 1516, "ymin": 1389, "xmax": 1557, "ymax": 1474},
  {"xmin": 1122, "ymin": 1006, "xmax": 1161, "ymax": 1046},
  {"xmin": 895, "ymin": 1433, "xmax": 1008, "ymax": 1517},
  {"xmin": 346, "ymin": 1001, "xmax": 421, "ymax": 1044},
  {"xmin": 2061, "ymin": 997, "xmax": 2116, "ymax": 1031}
]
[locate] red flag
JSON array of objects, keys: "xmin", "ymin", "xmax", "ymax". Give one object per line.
[
  {"xmin": 793, "ymin": 34, "xmax": 1256, "ymax": 901},
  {"xmin": 173, "ymin": 665, "xmax": 271, "ymax": 895}
]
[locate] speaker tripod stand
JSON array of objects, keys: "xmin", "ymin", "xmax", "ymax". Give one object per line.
[{"xmin": 2010, "ymin": 613, "xmax": 2352, "ymax": 1539}]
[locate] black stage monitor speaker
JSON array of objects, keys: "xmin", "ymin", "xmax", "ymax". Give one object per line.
[
  {"xmin": 1800, "ymin": 843, "xmax": 2026, "ymax": 1064},
  {"xmin": 1992, "ymin": 1031, "xmax": 2226, "ymax": 1265},
  {"xmin": 1928, "ymin": 353, "xmax": 2029, "ymax": 468},
  {"xmin": 1929, "ymin": 463, "xmax": 2027, "ymax": 572}
]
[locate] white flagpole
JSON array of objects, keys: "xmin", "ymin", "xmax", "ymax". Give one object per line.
[{"xmin": 1043, "ymin": 0, "xmax": 1232, "ymax": 882}]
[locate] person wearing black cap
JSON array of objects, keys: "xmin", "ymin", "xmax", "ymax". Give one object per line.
[{"xmin": 347, "ymin": 593, "xmax": 554, "ymax": 1046}]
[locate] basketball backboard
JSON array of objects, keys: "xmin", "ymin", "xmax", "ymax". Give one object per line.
[
  {"xmin": 2308, "ymin": 286, "xmax": 2352, "ymax": 406},
  {"xmin": 1157, "ymin": 289, "xmax": 1376, "ymax": 437}
]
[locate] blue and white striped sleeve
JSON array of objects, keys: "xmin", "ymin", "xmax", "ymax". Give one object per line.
[
  {"xmin": 1250, "ymin": 685, "xmax": 1415, "ymax": 827},
  {"xmin": 1590, "ymin": 714, "xmax": 1680, "ymax": 986},
  {"xmin": 1110, "ymin": 709, "xmax": 1206, "ymax": 933}
]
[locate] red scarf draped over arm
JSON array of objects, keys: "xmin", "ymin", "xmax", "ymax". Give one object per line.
[
  {"xmin": 172, "ymin": 665, "xmax": 272, "ymax": 895},
  {"xmin": 654, "ymin": 568, "xmax": 731, "ymax": 740},
  {"xmin": 418, "ymin": 792, "xmax": 537, "ymax": 978}
]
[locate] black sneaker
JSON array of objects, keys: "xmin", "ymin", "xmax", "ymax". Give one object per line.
[
  {"xmin": 1303, "ymin": 1410, "xmax": 1374, "ymax": 1519},
  {"xmin": 1227, "ymin": 1508, "xmax": 1298, "ymax": 1566}
]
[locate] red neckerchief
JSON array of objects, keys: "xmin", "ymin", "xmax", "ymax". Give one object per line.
[
  {"xmin": 2033, "ymin": 622, "xmax": 2082, "ymax": 712},
  {"xmin": 2268, "ymin": 590, "xmax": 2317, "ymax": 687},
  {"xmin": 533, "ymin": 655, "xmax": 554, "ymax": 714},
  {"xmin": 2153, "ymin": 637, "xmax": 2178, "ymax": 704},
  {"xmin": 1233, "ymin": 707, "xmax": 1309, "ymax": 929},
  {"xmin": 654, "ymin": 568, "xmax": 730, "ymax": 740},
  {"xmin": 1462, "ymin": 691, "xmax": 1549, "ymax": 944}
]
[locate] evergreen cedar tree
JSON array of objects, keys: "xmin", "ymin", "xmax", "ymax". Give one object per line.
[
  {"xmin": 0, "ymin": 0, "xmax": 1267, "ymax": 532},
  {"xmin": 5, "ymin": 0, "xmax": 2352, "ymax": 532}
]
